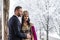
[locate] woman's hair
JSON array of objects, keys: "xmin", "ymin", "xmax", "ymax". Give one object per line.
[{"xmin": 21, "ymin": 11, "xmax": 30, "ymax": 27}]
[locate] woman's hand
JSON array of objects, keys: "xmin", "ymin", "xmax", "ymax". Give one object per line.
[{"xmin": 32, "ymin": 35, "xmax": 34, "ymax": 40}]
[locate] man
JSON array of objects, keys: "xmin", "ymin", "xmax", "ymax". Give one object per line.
[{"xmin": 8, "ymin": 6, "xmax": 31, "ymax": 40}]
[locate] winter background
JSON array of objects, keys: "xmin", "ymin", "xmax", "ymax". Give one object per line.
[
  {"xmin": 9, "ymin": 0, "xmax": 60, "ymax": 40},
  {"xmin": 0, "ymin": 0, "xmax": 2, "ymax": 40}
]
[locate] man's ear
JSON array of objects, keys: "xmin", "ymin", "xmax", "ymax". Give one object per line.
[
  {"xmin": 15, "ymin": 10, "xmax": 18, "ymax": 13},
  {"xmin": 16, "ymin": 10, "xmax": 18, "ymax": 12}
]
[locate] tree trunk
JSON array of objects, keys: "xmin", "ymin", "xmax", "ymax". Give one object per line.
[{"xmin": 3, "ymin": 0, "xmax": 9, "ymax": 40}]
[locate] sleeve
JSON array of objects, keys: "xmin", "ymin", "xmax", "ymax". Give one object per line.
[
  {"xmin": 31, "ymin": 26, "xmax": 37, "ymax": 40},
  {"xmin": 12, "ymin": 18, "xmax": 27, "ymax": 39}
]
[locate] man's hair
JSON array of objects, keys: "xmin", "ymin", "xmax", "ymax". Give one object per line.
[{"xmin": 14, "ymin": 6, "xmax": 22, "ymax": 12}]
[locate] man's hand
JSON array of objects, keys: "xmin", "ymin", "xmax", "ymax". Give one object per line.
[{"xmin": 27, "ymin": 33, "xmax": 31, "ymax": 39}]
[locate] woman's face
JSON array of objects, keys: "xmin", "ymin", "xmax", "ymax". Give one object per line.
[{"xmin": 24, "ymin": 12, "xmax": 29, "ymax": 22}]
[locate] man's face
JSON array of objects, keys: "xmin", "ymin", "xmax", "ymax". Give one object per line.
[{"xmin": 17, "ymin": 8, "xmax": 23, "ymax": 17}]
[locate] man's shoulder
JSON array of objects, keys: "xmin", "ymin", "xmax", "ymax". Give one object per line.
[
  {"xmin": 9, "ymin": 15, "xmax": 18, "ymax": 21},
  {"xmin": 11, "ymin": 15, "xmax": 17, "ymax": 19},
  {"xmin": 12, "ymin": 15, "xmax": 17, "ymax": 18}
]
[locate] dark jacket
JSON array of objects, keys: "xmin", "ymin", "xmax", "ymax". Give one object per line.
[{"xmin": 8, "ymin": 15, "xmax": 27, "ymax": 40}]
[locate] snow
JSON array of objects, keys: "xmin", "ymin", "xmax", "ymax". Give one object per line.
[{"xmin": 9, "ymin": 0, "xmax": 60, "ymax": 40}]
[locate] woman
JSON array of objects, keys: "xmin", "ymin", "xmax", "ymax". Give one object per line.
[{"xmin": 21, "ymin": 11, "xmax": 37, "ymax": 40}]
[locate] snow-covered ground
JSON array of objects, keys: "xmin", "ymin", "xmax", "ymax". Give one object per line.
[{"xmin": 9, "ymin": 0, "xmax": 60, "ymax": 40}]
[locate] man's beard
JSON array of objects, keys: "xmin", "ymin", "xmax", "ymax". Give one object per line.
[{"xmin": 18, "ymin": 13, "xmax": 22, "ymax": 17}]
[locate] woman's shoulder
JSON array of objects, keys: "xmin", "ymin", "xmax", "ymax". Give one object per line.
[
  {"xmin": 30, "ymin": 23, "xmax": 34, "ymax": 27},
  {"xmin": 30, "ymin": 23, "xmax": 33, "ymax": 26}
]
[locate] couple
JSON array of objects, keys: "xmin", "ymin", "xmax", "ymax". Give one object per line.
[{"xmin": 8, "ymin": 6, "xmax": 37, "ymax": 40}]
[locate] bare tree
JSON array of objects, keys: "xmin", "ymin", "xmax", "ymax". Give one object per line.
[{"xmin": 3, "ymin": 0, "xmax": 9, "ymax": 40}]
